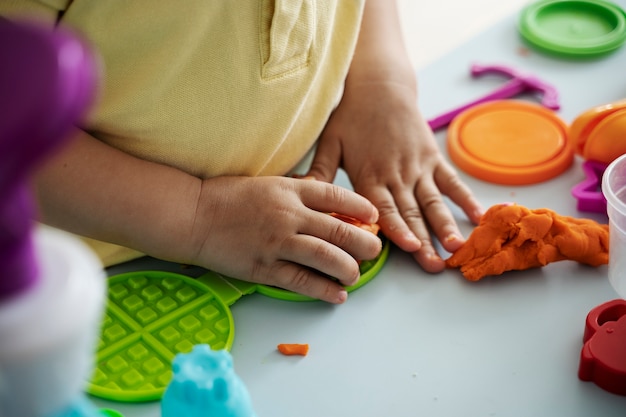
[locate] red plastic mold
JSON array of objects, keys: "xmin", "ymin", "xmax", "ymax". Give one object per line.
[{"xmin": 578, "ymin": 299, "xmax": 626, "ymax": 395}]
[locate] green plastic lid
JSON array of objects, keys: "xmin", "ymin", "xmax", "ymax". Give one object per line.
[{"xmin": 519, "ymin": 0, "xmax": 626, "ymax": 57}]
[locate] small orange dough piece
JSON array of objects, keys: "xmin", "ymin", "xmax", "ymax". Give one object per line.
[
  {"xmin": 445, "ymin": 203, "xmax": 609, "ymax": 281},
  {"xmin": 292, "ymin": 175, "xmax": 381, "ymax": 236},
  {"xmin": 277, "ymin": 343, "xmax": 309, "ymax": 356},
  {"xmin": 329, "ymin": 212, "xmax": 381, "ymax": 235}
]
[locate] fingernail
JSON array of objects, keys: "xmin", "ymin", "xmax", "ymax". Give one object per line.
[
  {"xmin": 405, "ymin": 231, "xmax": 420, "ymax": 242},
  {"xmin": 444, "ymin": 233, "xmax": 460, "ymax": 243},
  {"xmin": 336, "ymin": 290, "xmax": 348, "ymax": 304},
  {"xmin": 370, "ymin": 206, "xmax": 380, "ymax": 223},
  {"xmin": 427, "ymin": 252, "xmax": 443, "ymax": 262}
]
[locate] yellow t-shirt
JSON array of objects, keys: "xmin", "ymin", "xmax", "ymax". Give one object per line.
[{"xmin": 2, "ymin": 0, "xmax": 365, "ymax": 266}]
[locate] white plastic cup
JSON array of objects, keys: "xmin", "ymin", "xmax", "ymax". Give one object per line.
[
  {"xmin": 602, "ymin": 153, "xmax": 626, "ymax": 299},
  {"xmin": 0, "ymin": 226, "xmax": 106, "ymax": 417}
]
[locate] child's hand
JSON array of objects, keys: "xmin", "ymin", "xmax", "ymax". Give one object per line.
[
  {"xmin": 307, "ymin": 80, "xmax": 483, "ymax": 272},
  {"xmin": 188, "ymin": 176, "xmax": 382, "ymax": 303},
  {"xmin": 305, "ymin": 0, "xmax": 484, "ymax": 272}
]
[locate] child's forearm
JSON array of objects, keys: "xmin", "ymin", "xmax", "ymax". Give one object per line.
[
  {"xmin": 34, "ymin": 129, "xmax": 203, "ymax": 264},
  {"xmin": 347, "ymin": 0, "xmax": 416, "ymax": 89}
]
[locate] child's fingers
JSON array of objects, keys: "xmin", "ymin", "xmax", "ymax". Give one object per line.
[
  {"xmin": 435, "ymin": 163, "xmax": 485, "ymax": 225},
  {"xmin": 363, "ymin": 180, "xmax": 456, "ymax": 272},
  {"xmin": 362, "ymin": 185, "xmax": 422, "ymax": 253},
  {"xmin": 411, "ymin": 242, "xmax": 447, "ymax": 273},
  {"xmin": 298, "ymin": 211, "xmax": 382, "ymax": 263},
  {"xmin": 388, "ymin": 189, "xmax": 448, "ymax": 273},
  {"xmin": 298, "ymin": 180, "xmax": 379, "ymax": 226},
  {"xmin": 278, "ymin": 233, "xmax": 362, "ymax": 287},
  {"xmin": 413, "ymin": 177, "xmax": 466, "ymax": 254},
  {"xmin": 261, "ymin": 261, "xmax": 349, "ymax": 304}
]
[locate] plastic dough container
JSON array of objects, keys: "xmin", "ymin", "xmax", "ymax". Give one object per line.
[
  {"xmin": 602, "ymin": 153, "xmax": 626, "ymax": 298},
  {"xmin": 447, "ymin": 100, "xmax": 573, "ymax": 185}
]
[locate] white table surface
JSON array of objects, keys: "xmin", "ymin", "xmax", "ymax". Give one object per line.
[{"xmin": 94, "ymin": 2, "xmax": 626, "ymax": 416}]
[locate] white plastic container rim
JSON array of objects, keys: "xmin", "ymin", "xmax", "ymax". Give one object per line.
[
  {"xmin": 603, "ymin": 153, "xmax": 626, "ymax": 234},
  {"xmin": 602, "ymin": 153, "xmax": 626, "ymax": 300}
]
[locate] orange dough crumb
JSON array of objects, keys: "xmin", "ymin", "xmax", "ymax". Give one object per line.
[
  {"xmin": 277, "ymin": 343, "xmax": 309, "ymax": 356},
  {"xmin": 293, "ymin": 175, "xmax": 381, "ymax": 236},
  {"xmin": 446, "ymin": 204, "xmax": 609, "ymax": 281},
  {"xmin": 329, "ymin": 212, "xmax": 381, "ymax": 235}
]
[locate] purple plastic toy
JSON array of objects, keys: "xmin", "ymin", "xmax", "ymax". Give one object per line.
[
  {"xmin": 427, "ymin": 63, "xmax": 560, "ymax": 130},
  {"xmin": 0, "ymin": 19, "xmax": 96, "ymax": 300},
  {"xmin": 572, "ymin": 160, "xmax": 609, "ymax": 214}
]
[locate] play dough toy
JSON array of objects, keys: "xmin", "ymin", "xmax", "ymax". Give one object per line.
[
  {"xmin": 569, "ymin": 100, "xmax": 626, "ymax": 213},
  {"xmin": 88, "ymin": 271, "xmax": 235, "ymax": 402},
  {"xmin": 579, "ymin": 299, "xmax": 626, "ymax": 396},
  {"xmin": 161, "ymin": 345, "xmax": 257, "ymax": 417},
  {"xmin": 427, "ymin": 63, "xmax": 560, "ymax": 130},
  {"xmin": 569, "ymin": 99, "xmax": 626, "ymax": 164},
  {"xmin": 519, "ymin": 0, "xmax": 626, "ymax": 58},
  {"xmin": 447, "ymin": 100, "xmax": 573, "ymax": 185},
  {"xmin": 571, "ymin": 160, "xmax": 609, "ymax": 213},
  {"xmin": 446, "ymin": 203, "xmax": 609, "ymax": 281},
  {"xmin": 603, "ymin": 153, "xmax": 626, "ymax": 299}
]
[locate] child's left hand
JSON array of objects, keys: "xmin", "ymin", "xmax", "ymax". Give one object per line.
[{"xmin": 307, "ymin": 79, "xmax": 483, "ymax": 272}]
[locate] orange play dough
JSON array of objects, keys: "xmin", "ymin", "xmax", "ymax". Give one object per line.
[
  {"xmin": 446, "ymin": 204, "xmax": 608, "ymax": 281},
  {"xmin": 277, "ymin": 343, "xmax": 309, "ymax": 356}
]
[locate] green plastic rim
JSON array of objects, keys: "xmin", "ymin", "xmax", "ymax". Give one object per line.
[
  {"xmin": 99, "ymin": 409, "xmax": 125, "ymax": 417},
  {"xmin": 256, "ymin": 237, "xmax": 391, "ymax": 301},
  {"xmin": 519, "ymin": 0, "xmax": 626, "ymax": 57}
]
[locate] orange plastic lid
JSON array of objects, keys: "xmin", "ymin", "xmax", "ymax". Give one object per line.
[
  {"xmin": 447, "ymin": 100, "xmax": 573, "ymax": 185},
  {"xmin": 569, "ymin": 100, "xmax": 626, "ymax": 163}
]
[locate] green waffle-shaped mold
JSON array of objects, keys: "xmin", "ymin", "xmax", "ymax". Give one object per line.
[{"xmin": 87, "ymin": 272, "xmax": 234, "ymax": 402}]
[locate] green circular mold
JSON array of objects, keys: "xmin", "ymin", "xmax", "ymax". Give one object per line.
[
  {"xmin": 519, "ymin": 0, "xmax": 626, "ymax": 57},
  {"xmin": 256, "ymin": 237, "xmax": 390, "ymax": 301}
]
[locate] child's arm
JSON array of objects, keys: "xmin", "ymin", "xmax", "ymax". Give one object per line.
[
  {"xmin": 307, "ymin": 0, "xmax": 483, "ymax": 272},
  {"xmin": 35, "ymin": 130, "xmax": 382, "ymax": 303}
]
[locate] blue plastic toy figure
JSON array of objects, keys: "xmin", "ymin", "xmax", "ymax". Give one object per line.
[{"xmin": 162, "ymin": 345, "xmax": 257, "ymax": 417}]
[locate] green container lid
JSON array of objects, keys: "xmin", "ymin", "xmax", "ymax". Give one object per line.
[{"xmin": 519, "ymin": 0, "xmax": 626, "ymax": 57}]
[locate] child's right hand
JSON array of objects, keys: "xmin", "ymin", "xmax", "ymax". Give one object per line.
[{"xmin": 188, "ymin": 176, "xmax": 382, "ymax": 303}]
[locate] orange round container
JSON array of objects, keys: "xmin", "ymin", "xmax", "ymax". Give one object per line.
[
  {"xmin": 447, "ymin": 100, "xmax": 573, "ymax": 185},
  {"xmin": 569, "ymin": 100, "xmax": 626, "ymax": 164}
]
